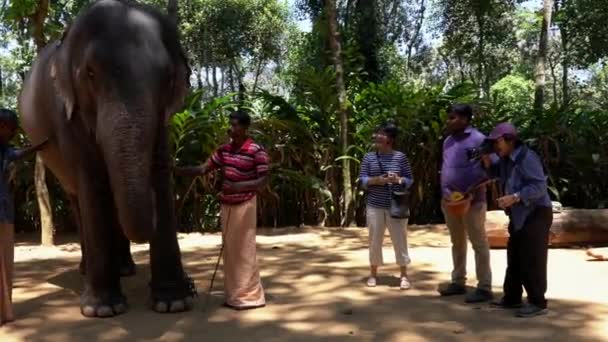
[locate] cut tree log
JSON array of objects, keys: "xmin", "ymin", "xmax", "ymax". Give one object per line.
[{"xmin": 486, "ymin": 209, "xmax": 608, "ymax": 248}]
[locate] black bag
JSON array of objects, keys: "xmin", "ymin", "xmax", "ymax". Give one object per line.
[{"xmin": 376, "ymin": 152, "xmax": 410, "ymax": 219}]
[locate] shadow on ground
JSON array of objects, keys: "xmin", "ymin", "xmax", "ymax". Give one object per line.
[{"xmin": 2, "ymin": 228, "xmax": 607, "ymax": 341}]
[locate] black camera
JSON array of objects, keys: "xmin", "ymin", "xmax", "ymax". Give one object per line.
[{"xmin": 466, "ymin": 139, "xmax": 494, "ymax": 161}]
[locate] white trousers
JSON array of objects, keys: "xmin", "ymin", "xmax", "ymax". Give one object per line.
[{"xmin": 366, "ymin": 206, "xmax": 411, "ymax": 266}]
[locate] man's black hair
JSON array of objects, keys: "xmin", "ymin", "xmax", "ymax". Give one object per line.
[
  {"xmin": 376, "ymin": 120, "xmax": 399, "ymax": 140},
  {"xmin": 447, "ymin": 103, "xmax": 473, "ymax": 121},
  {"xmin": 229, "ymin": 110, "xmax": 251, "ymax": 127},
  {"xmin": 0, "ymin": 109, "xmax": 18, "ymax": 129}
]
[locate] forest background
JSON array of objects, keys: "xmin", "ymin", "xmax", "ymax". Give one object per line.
[{"xmin": 1, "ymin": 0, "xmax": 607, "ymax": 245}]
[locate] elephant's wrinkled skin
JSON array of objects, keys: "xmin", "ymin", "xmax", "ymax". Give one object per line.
[{"xmin": 19, "ymin": 0, "xmax": 195, "ymax": 317}]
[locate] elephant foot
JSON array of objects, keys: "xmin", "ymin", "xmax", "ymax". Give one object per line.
[
  {"xmin": 149, "ymin": 275, "xmax": 197, "ymax": 313},
  {"xmin": 80, "ymin": 290, "xmax": 128, "ymax": 318}
]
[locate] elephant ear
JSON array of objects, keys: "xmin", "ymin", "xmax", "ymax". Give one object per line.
[
  {"xmin": 50, "ymin": 41, "xmax": 77, "ymax": 121},
  {"xmin": 165, "ymin": 51, "xmax": 190, "ymax": 125}
]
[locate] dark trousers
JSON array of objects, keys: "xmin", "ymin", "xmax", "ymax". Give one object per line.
[{"xmin": 503, "ymin": 207, "xmax": 553, "ymax": 308}]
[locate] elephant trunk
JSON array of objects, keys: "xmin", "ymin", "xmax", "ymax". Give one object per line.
[
  {"xmin": 111, "ymin": 169, "xmax": 156, "ymax": 243},
  {"xmin": 99, "ymin": 104, "xmax": 157, "ymax": 243}
]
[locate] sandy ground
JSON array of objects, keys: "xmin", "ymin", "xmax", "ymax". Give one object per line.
[{"xmin": 1, "ymin": 225, "xmax": 608, "ymax": 341}]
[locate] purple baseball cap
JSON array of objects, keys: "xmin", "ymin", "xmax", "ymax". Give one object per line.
[{"xmin": 487, "ymin": 122, "xmax": 518, "ymax": 140}]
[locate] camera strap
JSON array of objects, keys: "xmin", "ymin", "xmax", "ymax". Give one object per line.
[{"xmin": 375, "ymin": 152, "xmax": 389, "ymax": 189}]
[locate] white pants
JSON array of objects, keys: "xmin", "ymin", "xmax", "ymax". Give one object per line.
[{"xmin": 367, "ymin": 206, "xmax": 411, "ymax": 266}]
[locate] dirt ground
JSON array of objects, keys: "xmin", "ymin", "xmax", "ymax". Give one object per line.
[{"xmin": 1, "ymin": 225, "xmax": 607, "ymax": 342}]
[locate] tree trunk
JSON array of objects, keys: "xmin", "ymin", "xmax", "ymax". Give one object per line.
[
  {"xmin": 561, "ymin": 33, "xmax": 569, "ymax": 106},
  {"xmin": 405, "ymin": 0, "xmax": 426, "ymax": 79},
  {"xmin": 212, "ymin": 65, "xmax": 218, "ymax": 97},
  {"xmin": 205, "ymin": 66, "xmax": 210, "ymax": 88},
  {"xmin": 355, "ymin": 0, "xmax": 380, "ymax": 82},
  {"xmin": 476, "ymin": 9, "xmax": 486, "ymax": 98},
  {"xmin": 549, "ymin": 54, "xmax": 559, "ymax": 108},
  {"xmin": 252, "ymin": 58, "xmax": 264, "ymax": 93},
  {"xmin": 167, "ymin": 0, "xmax": 178, "ymax": 23},
  {"xmin": 487, "ymin": 209, "xmax": 608, "ymax": 248},
  {"xmin": 36, "ymin": 155, "xmax": 54, "ymax": 246},
  {"xmin": 559, "ymin": 1, "xmax": 570, "ymax": 107},
  {"xmin": 31, "ymin": 0, "xmax": 55, "ymax": 246},
  {"xmin": 534, "ymin": 0, "xmax": 554, "ymax": 112},
  {"xmin": 220, "ymin": 68, "xmax": 225, "ymax": 94},
  {"xmin": 31, "ymin": 0, "xmax": 48, "ymax": 50},
  {"xmin": 196, "ymin": 67, "xmax": 203, "ymax": 89},
  {"xmin": 228, "ymin": 64, "xmax": 235, "ymax": 93},
  {"xmin": 325, "ymin": 0, "xmax": 353, "ymax": 226}
]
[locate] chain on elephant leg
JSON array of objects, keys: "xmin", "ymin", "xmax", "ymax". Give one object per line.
[
  {"xmin": 148, "ymin": 273, "xmax": 197, "ymax": 313},
  {"xmin": 148, "ymin": 154, "xmax": 197, "ymax": 313}
]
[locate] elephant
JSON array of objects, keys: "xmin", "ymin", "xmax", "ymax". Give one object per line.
[{"xmin": 18, "ymin": 0, "xmax": 196, "ymax": 317}]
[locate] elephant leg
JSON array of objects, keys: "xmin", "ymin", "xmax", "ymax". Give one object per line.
[
  {"xmin": 77, "ymin": 170, "xmax": 127, "ymax": 318},
  {"xmin": 117, "ymin": 227, "xmax": 136, "ymax": 277},
  {"xmin": 72, "ymin": 196, "xmax": 135, "ymax": 277},
  {"xmin": 148, "ymin": 130, "xmax": 195, "ymax": 313},
  {"xmin": 68, "ymin": 195, "xmax": 87, "ymax": 276}
]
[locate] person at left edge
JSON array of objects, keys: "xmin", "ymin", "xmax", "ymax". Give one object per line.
[{"xmin": 0, "ymin": 108, "xmax": 49, "ymax": 325}]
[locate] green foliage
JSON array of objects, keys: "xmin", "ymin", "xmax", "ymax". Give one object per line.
[
  {"xmin": 2, "ymin": 0, "xmax": 608, "ymax": 233},
  {"xmin": 170, "ymin": 91, "xmax": 235, "ymax": 230},
  {"xmin": 491, "ymin": 74, "xmax": 535, "ymax": 117},
  {"xmin": 436, "ymin": 0, "xmax": 521, "ymax": 96},
  {"xmin": 559, "ymin": 0, "xmax": 608, "ymax": 68}
]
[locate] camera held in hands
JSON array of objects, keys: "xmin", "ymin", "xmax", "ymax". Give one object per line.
[{"xmin": 466, "ymin": 139, "xmax": 494, "ymax": 161}]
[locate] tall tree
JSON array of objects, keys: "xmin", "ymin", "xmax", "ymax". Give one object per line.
[
  {"xmin": 176, "ymin": 0, "xmax": 289, "ymax": 98},
  {"xmin": 439, "ymin": 0, "xmax": 519, "ymax": 98},
  {"xmin": 404, "ymin": 0, "xmax": 426, "ymax": 79},
  {"xmin": 554, "ymin": 0, "xmax": 569, "ymax": 106},
  {"xmin": 167, "ymin": 0, "xmax": 178, "ymax": 23},
  {"xmin": 325, "ymin": 0, "xmax": 353, "ymax": 226},
  {"xmin": 354, "ymin": 0, "xmax": 381, "ymax": 82},
  {"xmin": 533, "ymin": 0, "xmax": 553, "ymax": 112},
  {"xmin": 31, "ymin": 0, "xmax": 55, "ymax": 246},
  {"xmin": 554, "ymin": 0, "xmax": 608, "ymax": 107}
]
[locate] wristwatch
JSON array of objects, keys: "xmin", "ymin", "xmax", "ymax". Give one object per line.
[{"xmin": 513, "ymin": 192, "xmax": 521, "ymax": 203}]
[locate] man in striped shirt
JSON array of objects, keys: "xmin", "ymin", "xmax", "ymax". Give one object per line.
[{"xmin": 176, "ymin": 110, "xmax": 269, "ymax": 310}]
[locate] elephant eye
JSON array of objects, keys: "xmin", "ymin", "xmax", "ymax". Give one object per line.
[{"xmin": 87, "ymin": 69, "xmax": 95, "ymax": 79}]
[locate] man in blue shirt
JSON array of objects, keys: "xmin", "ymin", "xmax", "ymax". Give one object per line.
[{"xmin": 482, "ymin": 122, "xmax": 553, "ymax": 318}]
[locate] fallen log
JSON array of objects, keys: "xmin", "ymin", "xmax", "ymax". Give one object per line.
[{"xmin": 486, "ymin": 209, "xmax": 608, "ymax": 248}]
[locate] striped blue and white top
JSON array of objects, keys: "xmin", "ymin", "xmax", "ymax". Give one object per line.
[{"xmin": 359, "ymin": 151, "xmax": 414, "ymax": 209}]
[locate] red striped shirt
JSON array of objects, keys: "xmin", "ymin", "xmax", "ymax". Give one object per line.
[{"xmin": 207, "ymin": 138, "xmax": 269, "ymax": 204}]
